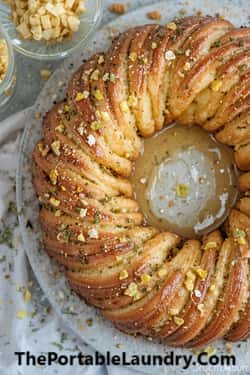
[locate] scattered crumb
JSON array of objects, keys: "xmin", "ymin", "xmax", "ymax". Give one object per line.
[
  {"xmin": 24, "ymin": 289, "xmax": 31, "ymax": 302},
  {"xmin": 166, "ymin": 21, "xmax": 177, "ymax": 31},
  {"xmin": 109, "ymin": 3, "xmax": 126, "ymax": 14},
  {"xmin": 34, "ymin": 111, "xmax": 41, "ymax": 119},
  {"xmin": 16, "ymin": 309, "xmax": 27, "ymax": 319},
  {"xmin": 224, "ymin": 342, "xmax": 233, "ymax": 353},
  {"xmin": 147, "ymin": 11, "xmax": 162, "ymax": 21},
  {"xmin": 40, "ymin": 69, "xmax": 52, "ymax": 80},
  {"xmin": 4, "ymin": 88, "xmax": 13, "ymax": 97},
  {"xmin": 86, "ymin": 318, "xmax": 93, "ymax": 326},
  {"xmin": 179, "ymin": 8, "xmax": 187, "ymax": 16},
  {"xmin": 116, "ymin": 343, "xmax": 123, "ymax": 349}
]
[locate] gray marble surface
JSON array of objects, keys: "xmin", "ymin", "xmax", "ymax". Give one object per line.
[{"xmin": 0, "ymin": 0, "xmax": 161, "ymax": 121}]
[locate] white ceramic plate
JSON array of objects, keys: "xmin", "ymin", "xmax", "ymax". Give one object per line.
[{"xmin": 16, "ymin": 1, "xmax": 250, "ymax": 374}]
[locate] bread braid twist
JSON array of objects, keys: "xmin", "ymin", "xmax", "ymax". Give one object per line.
[{"xmin": 32, "ymin": 16, "xmax": 250, "ymax": 348}]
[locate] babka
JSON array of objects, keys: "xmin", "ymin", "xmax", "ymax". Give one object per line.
[{"xmin": 32, "ymin": 15, "xmax": 250, "ymax": 348}]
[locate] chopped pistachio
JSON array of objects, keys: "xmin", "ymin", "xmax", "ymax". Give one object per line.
[
  {"xmin": 103, "ymin": 72, "xmax": 110, "ymax": 82},
  {"xmin": 94, "ymin": 211, "xmax": 101, "ymax": 224},
  {"xmin": 141, "ymin": 273, "xmax": 152, "ymax": 285},
  {"xmin": 98, "ymin": 55, "xmax": 105, "ymax": 64},
  {"xmin": 51, "ymin": 140, "xmax": 61, "ymax": 156},
  {"xmin": 128, "ymin": 94, "xmax": 138, "ymax": 108},
  {"xmin": 211, "ymin": 79, "xmax": 222, "ymax": 92},
  {"xmin": 195, "ymin": 268, "xmax": 208, "ymax": 280},
  {"xmin": 90, "ymin": 69, "xmax": 100, "ymax": 81},
  {"xmin": 63, "ymin": 105, "xmax": 70, "ymax": 113},
  {"xmin": 129, "ymin": 52, "xmax": 137, "ymax": 62},
  {"xmin": 166, "ymin": 22, "xmax": 177, "ymax": 31},
  {"xmin": 124, "ymin": 282, "xmax": 142, "ymax": 300},
  {"xmin": 176, "ymin": 183, "xmax": 189, "ymax": 198},
  {"xmin": 75, "ymin": 92, "xmax": 85, "ymax": 102},
  {"xmin": 90, "ymin": 121, "xmax": 102, "ymax": 131},
  {"xmin": 234, "ymin": 228, "xmax": 247, "ymax": 245},
  {"xmin": 75, "ymin": 91, "xmax": 89, "ymax": 102},
  {"xmin": 237, "ymin": 237, "xmax": 247, "ymax": 245},
  {"xmin": 184, "ymin": 270, "xmax": 196, "ymax": 291},
  {"xmin": 94, "ymin": 89, "xmax": 103, "ymax": 101},
  {"xmin": 158, "ymin": 268, "xmax": 167, "ymax": 279},
  {"xmin": 99, "ymin": 111, "xmax": 109, "ymax": 122},
  {"xmin": 38, "ymin": 143, "xmax": 49, "ymax": 157},
  {"xmin": 77, "ymin": 233, "xmax": 85, "ymax": 242},
  {"xmin": 209, "ymin": 284, "xmax": 216, "ymax": 292},
  {"xmin": 212, "ymin": 40, "xmax": 222, "ymax": 48},
  {"xmin": 238, "ymin": 64, "xmax": 247, "ymax": 72},
  {"xmin": 63, "ymin": 230, "xmax": 70, "ymax": 242},
  {"xmin": 55, "ymin": 123, "xmax": 65, "ymax": 133},
  {"xmin": 24, "ymin": 289, "xmax": 31, "ymax": 302},
  {"xmin": 78, "ymin": 322, "xmax": 84, "ymax": 331},
  {"xmin": 203, "ymin": 241, "xmax": 217, "ymax": 250},
  {"xmin": 234, "ymin": 228, "xmax": 246, "ymax": 238},
  {"xmin": 109, "ymin": 73, "xmax": 117, "ymax": 83},
  {"xmin": 116, "ymin": 255, "xmax": 123, "ymax": 264},
  {"xmin": 139, "ymin": 55, "xmax": 148, "ymax": 64},
  {"xmin": 49, "ymin": 197, "xmax": 60, "ymax": 207},
  {"xmin": 173, "ymin": 316, "xmax": 184, "ymax": 326},
  {"xmin": 102, "ymin": 72, "xmax": 116, "ymax": 83},
  {"xmin": 119, "ymin": 270, "xmax": 129, "ymax": 280},
  {"xmin": 49, "ymin": 169, "xmax": 59, "ymax": 185},
  {"xmin": 0, "ymin": 227, "xmax": 12, "ymax": 247},
  {"xmin": 183, "ymin": 61, "xmax": 191, "ymax": 71},
  {"xmin": 120, "ymin": 101, "xmax": 130, "ymax": 113},
  {"xmin": 16, "ymin": 309, "xmax": 27, "ymax": 319}
]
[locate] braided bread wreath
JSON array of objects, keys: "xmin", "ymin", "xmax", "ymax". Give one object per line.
[{"xmin": 32, "ymin": 15, "xmax": 250, "ymax": 348}]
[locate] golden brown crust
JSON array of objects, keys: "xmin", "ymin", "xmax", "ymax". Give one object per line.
[{"xmin": 32, "ymin": 16, "xmax": 250, "ymax": 348}]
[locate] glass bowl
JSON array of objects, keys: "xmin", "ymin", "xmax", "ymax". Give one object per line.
[
  {"xmin": 0, "ymin": 0, "xmax": 102, "ymax": 60},
  {"xmin": 0, "ymin": 24, "xmax": 16, "ymax": 111}
]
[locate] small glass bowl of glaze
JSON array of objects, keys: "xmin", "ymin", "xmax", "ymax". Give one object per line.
[
  {"xmin": 0, "ymin": 0, "xmax": 102, "ymax": 60},
  {"xmin": 0, "ymin": 25, "xmax": 16, "ymax": 111}
]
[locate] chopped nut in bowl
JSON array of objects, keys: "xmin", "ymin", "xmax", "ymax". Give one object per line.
[
  {"xmin": 0, "ymin": 0, "xmax": 102, "ymax": 60},
  {"xmin": 0, "ymin": 25, "xmax": 16, "ymax": 110}
]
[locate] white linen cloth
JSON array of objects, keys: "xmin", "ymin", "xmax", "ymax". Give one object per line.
[{"xmin": 0, "ymin": 110, "xmax": 142, "ymax": 375}]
